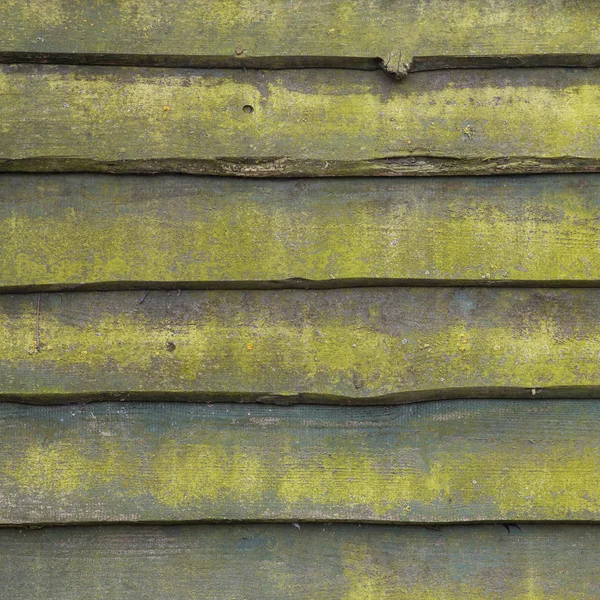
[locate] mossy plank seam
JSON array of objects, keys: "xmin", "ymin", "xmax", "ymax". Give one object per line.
[
  {"xmin": 1, "ymin": 66, "xmax": 600, "ymax": 176},
  {"xmin": 1, "ymin": 0, "xmax": 599, "ymax": 76}
]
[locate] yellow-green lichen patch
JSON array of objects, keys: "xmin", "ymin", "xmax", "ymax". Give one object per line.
[
  {"xmin": 6, "ymin": 440, "xmax": 141, "ymax": 497},
  {"xmin": 1, "ymin": 400, "xmax": 599, "ymax": 525},
  {"xmin": 2, "ymin": 174, "xmax": 600, "ymax": 289},
  {"xmin": 340, "ymin": 535, "xmax": 587, "ymax": 600},
  {"xmin": 1, "ymin": 0, "xmax": 597, "ymax": 62},
  {"xmin": 1, "ymin": 66, "xmax": 599, "ymax": 175},
  {"xmin": 1, "ymin": 288, "xmax": 600, "ymax": 400}
]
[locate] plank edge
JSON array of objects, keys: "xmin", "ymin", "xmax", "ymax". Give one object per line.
[
  {"xmin": 4, "ymin": 387, "xmax": 600, "ymax": 405},
  {"xmin": 2, "ymin": 155, "xmax": 600, "ymax": 176},
  {"xmin": 1, "ymin": 52, "xmax": 599, "ymax": 75}
]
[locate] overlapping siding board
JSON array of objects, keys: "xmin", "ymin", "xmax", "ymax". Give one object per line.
[
  {"xmin": 2, "ymin": 524, "xmax": 600, "ymax": 599},
  {"xmin": 2, "ymin": 0, "xmax": 599, "ymax": 72},
  {"xmin": 0, "ymin": 400, "xmax": 599, "ymax": 526},
  {"xmin": 1, "ymin": 1, "xmax": 598, "ymax": 597},
  {"xmin": 3, "ymin": 174, "xmax": 600, "ymax": 291},
  {"xmin": 2, "ymin": 288, "xmax": 600, "ymax": 403},
  {"xmin": 1, "ymin": 66, "xmax": 599, "ymax": 176}
]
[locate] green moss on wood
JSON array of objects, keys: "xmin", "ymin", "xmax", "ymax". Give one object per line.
[
  {"xmin": 1, "ymin": 66, "xmax": 600, "ymax": 175},
  {"xmin": 1, "ymin": 400, "xmax": 600, "ymax": 524},
  {"xmin": 3, "ymin": 174, "xmax": 600, "ymax": 290},
  {"xmin": 2, "ymin": 288, "xmax": 600, "ymax": 401}
]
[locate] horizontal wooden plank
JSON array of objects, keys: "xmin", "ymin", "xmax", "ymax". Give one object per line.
[
  {"xmin": 2, "ymin": 523, "xmax": 600, "ymax": 599},
  {"xmin": 5, "ymin": 174, "xmax": 600, "ymax": 290},
  {"xmin": 1, "ymin": 66, "xmax": 599, "ymax": 176},
  {"xmin": 2, "ymin": 400, "xmax": 600, "ymax": 524},
  {"xmin": 3, "ymin": 288, "xmax": 600, "ymax": 402},
  {"xmin": 1, "ymin": 0, "xmax": 599, "ymax": 76}
]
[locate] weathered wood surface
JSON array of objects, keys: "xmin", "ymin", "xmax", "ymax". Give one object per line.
[
  {"xmin": 3, "ymin": 523, "xmax": 600, "ymax": 599},
  {"xmin": 1, "ymin": 0, "xmax": 599, "ymax": 75},
  {"xmin": 2, "ymin": 400, "xmax": 600, "ymax": 525},
  {"xmin": 5, "ymin": 174, "xmax": 600, "ymax": 291},
  {"xmin": 4, "ymin": 288, "xmax": 600, "ymax": 402},
  {"xmin": 1, "ymin": 66, "xmax": 599, "ymax": 176}
]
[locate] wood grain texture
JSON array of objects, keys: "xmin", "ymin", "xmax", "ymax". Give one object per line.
[
  {"xmin": 2, "ymin": 400, "xmax": 600, "ymax": 525},
  {"xmin": 4, "ymin": 174, "xmax": 600, "ymax": 291},
  {"xmin": 1, "ymin": 65, "xmax": 599, "ymax": 176},
  {"xmin": 1, "ymin": 0, "xmax": 599, "ymax": 75},
  {"xmin": 2, "ymin": 523, "xmax": 600, "ymax": 599},
  {"xmin": 4, "ymin": 288, "xmax": 600, "ymax": 402}
]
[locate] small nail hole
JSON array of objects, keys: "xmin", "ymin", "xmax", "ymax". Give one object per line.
[
  {"xmin": 242, "ymin": 105, "xmax": 254, "ymax": 114},
  {"xmin": 166, "ymin": 341, "xmax": 176, "ymax": 352}
]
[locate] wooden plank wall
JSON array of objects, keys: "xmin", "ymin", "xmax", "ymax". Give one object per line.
[
  {"xmin": 2, "ymin": 0, "xmax": 599, "ymax": 72},
  {"xmin": 1, "ymin": 2, "xmax": 599, "ymax": 597}
]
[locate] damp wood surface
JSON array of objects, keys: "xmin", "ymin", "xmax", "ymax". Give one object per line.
[
  {"xmin": 2, "ymin": 523, "xmax": 600, "ymax": 599},
  {"xmin": 5, "ymin": 287, "xmax": 600, "ymax": 402},
  {"xmin": 2, "ymin": 400, "xmax": 600, "ymax": 525},
  {"xmin": 1, "ymin": 0, "xmax": 599, "ymax": 74},
  {"xmin": 4, "ymin": 174, "xmax": 600, "ymax": 290},
  {"xmin": 1, "ymin": 66, "xmax": 600, "ymax": 176}
]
